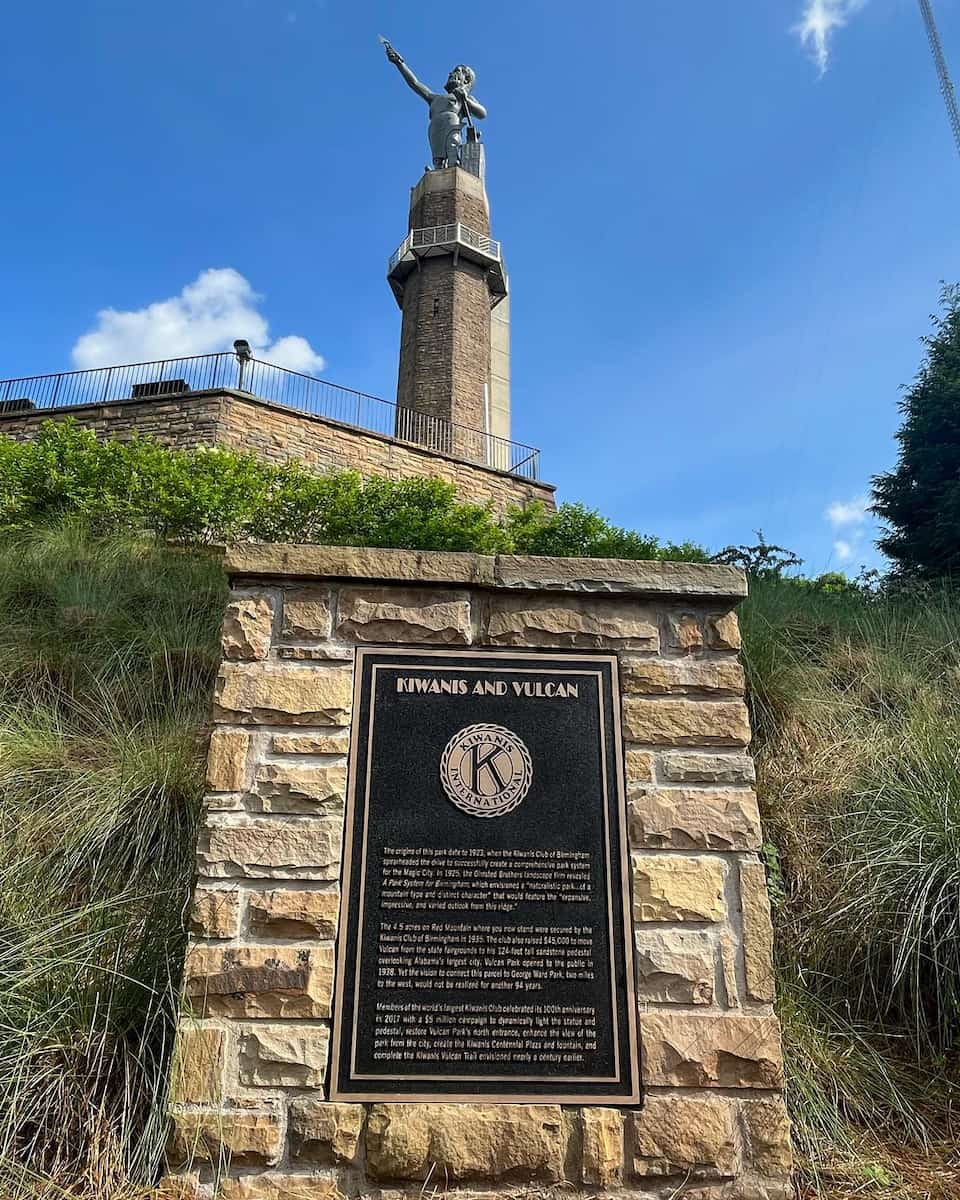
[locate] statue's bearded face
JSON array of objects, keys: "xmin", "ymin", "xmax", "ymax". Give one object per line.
[{"xmin": 445, "ymin": 65, "xmax": 474, "ymax": 94}]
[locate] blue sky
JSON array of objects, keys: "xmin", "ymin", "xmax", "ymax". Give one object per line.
[{"xmin": 3, "ymin": 0, "xmax": 959, "ymax": 572}]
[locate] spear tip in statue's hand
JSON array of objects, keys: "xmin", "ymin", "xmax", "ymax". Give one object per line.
[{"xmin": 379, "ymin": 34, "xmax": 403, "ymax": 65}]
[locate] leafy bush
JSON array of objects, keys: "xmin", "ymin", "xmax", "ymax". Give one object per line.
[{"xmin": 0, "ymin": 421, "xmax": 706, "ymax": 562}]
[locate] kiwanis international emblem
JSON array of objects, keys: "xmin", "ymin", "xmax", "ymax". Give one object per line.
[{"xmin": 439, "ymin": 723, "xmax": 533, "ymax": 818}]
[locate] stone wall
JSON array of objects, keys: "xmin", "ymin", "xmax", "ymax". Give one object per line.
[
  {"xmin": 1, "ymin": 391, "xmax": 554, "ymax": 513},
  {"xmin": 0, "ymin": 392, "xmax": 223, "ymax": 449},
  {"xmin": 166, "ymin": 547, "xmax": 792, "ymax": 1200}
]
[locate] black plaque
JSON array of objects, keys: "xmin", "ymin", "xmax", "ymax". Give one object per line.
[{"xmin": 330, "ymin": 648, "xmax": 639, "ymax": 1103}]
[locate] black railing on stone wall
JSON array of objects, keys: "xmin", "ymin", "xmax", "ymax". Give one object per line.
[{"xmin": 0, "ymin": 352, "xmax": 541, "ymax": 481}]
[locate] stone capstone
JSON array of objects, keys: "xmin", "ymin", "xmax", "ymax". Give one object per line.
[
  {"xmin": 207, "ymin": 729, "xmax": 251, "ymax": 792},
  {"xmin": 631, "ymin": 1095, "xmax": 738, "ymax": 1178},
  {"xmin": 622, "ymin": 699, "xmax": 751, "ymax": 747},
  {"xmin": 640, "ymin": 1013, "xmax": 785, "ymax": 1089},
  {"xmin": 252, "ymin": 761, "xmax": 347, "ymax": 813},
  {"xmin": 491, "ymin": 556, "xmax": 747, "ymax": 598},
  {"xmin": 199, "ymin": 815, "xmax": 342, "ymax": 880},
  {"xmin": 238, "ymin": 1024, "xmax": 331, "ymax": 1087},
  {"xmin": 247, "ymin": 888, "xmax": 340, "ymax": 938},
  {"xmin": 628, "ymin": 788, "xmax": 762, "ymax": 851},
  {"xmin": 740, "ymin": 861, "xmax": 777, "ymax": 1002},
  {"xmin": 580, "ymin": 1106, "xmax": 623, "ymax": 1185},
  {"xmin": 168, "ymin": 1109, "xmax": 282, "ymax": 1167},
  {"xmin": 216, "ymin": 664, "xmax": 352, "ymax": 726},
  {"xmin": 222, "ymin": 597, "xmax": 275, "ymax": 661},
  {"xmin": 225, "ymin": 545, "xmax": 497, "ymax": 587},
  {"xmin": 632, "ymin": 855, "xmax": 726, "ymax": 922},
  {"xmin": 183, "ymin": 944, "xmax": 334, "ymax": 1018},
  {"xmin": 336, "ymin": 586, "xmax": 472, "ymax": 644},
  {"xmin": 484, "ymin": 597, "xmax": 659, "ymax": 650},
  {"xmin": 364, "ymin": 1104, "xmax": 565, "ymax": 1182},
  {"xmin": 634, "ymin": 929, "xmax": 716, "ymax": 1005},
  {"xmin": 289, "ymin": 1100, "xmax": 365, "ymax": 1163}
]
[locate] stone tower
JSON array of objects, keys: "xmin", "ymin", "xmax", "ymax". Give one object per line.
[{"xmin": 387, "ymin": 159, "xmax": 510, "ymax": 463}]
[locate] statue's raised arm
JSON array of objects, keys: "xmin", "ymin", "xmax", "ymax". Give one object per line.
[
  {"xmin": 382, "ymin": 39, "xmax": 434, "ymax": 103},
  {"xmin": 381, "ymin": 37, "xmax": 486, "ymax": 170}
]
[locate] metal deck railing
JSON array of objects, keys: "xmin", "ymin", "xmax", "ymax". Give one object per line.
[
  {"xmin": 0, "ymin": 352, "xmax": 540, "ymax": 480},
  {"xmin": 388, "ymin": 222, "xmax": 502, "ymax": 273}
]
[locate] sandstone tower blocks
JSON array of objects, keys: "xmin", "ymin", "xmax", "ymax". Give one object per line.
[{"xmin": 389, "ymin": 168, "xmax": 510, "ymax": 459}]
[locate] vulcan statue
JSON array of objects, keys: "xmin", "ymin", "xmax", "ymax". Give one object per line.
[{"xmin": 381, "ymin": 38, "xmax": 487, "ymax": 169}]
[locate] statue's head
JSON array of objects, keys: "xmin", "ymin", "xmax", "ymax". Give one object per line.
[{"xmin": 445, "ymin": 64, "xmax": 476, "ymax": 94}]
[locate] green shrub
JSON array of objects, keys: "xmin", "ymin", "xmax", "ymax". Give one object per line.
[{"xmin": 0, "ymin": 421, "xmax": 707, "ymax": 562}]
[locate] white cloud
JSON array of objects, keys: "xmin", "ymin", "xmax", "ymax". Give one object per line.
[
  {"xmin": 71, "ymin": 268, "xmax": 325, "ymax": 374},
  {"xmin": 833, "ymin": 539, "xmax": 854, "ymax": 562},
  {"xmin": 793, "ymin": 0, "xmax": 867, "ymax": 75},
  {"xmin": 826, "ymin": 495, "xmax": 869, "ymax": 528}
]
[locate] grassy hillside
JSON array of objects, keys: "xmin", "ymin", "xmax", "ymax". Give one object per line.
[
  {"xmin": 0, "ymin": 526, "xmax": 224, "ymax": 1196},
  {"xmin": 0, "ymin": 526, "xmax": 956, "ymax": 1197}
]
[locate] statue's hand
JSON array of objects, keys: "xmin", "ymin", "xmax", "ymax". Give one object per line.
[{"xmin": 385, "ymin": 46, "xmax": 403, "ymax": 65}]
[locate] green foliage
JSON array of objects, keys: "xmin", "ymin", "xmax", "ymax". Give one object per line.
[
  {"xmin": 504, "ymin": 501, "xmax": 709, "ymax": 562},
  {"xmin": 873, "ymin": 283, "xmax": 960, "ymax": 578},
  {"xmin": 0, "ymin": 420, "xmax": 707, "ymax": 563},
  {"xmin": 711, "ymin": 530, "xmax": 803, "ymax": 578}
]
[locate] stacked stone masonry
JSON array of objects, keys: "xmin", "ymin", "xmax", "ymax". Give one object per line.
[
  {"xmin": 0, "ymin": 391, "xmax": 554, "ymax": 514},
  {"xmin": 167, "ymin": 547, "xmax": 792, "ymax": 1200},
  {"xmin": 396, "ymin": 169, "xmax": 493, "ymax": 433}
]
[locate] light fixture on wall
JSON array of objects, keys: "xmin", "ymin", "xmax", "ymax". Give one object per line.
[{"xmin": 233, "ymin": 339, "xmax": 252, "ymax": 391}]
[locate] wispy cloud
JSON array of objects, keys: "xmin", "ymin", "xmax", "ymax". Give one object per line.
[
  {"xmin": 826, "ymin": 495, "xmax": 869, "ymax": 528},
  {"xmin": 71, "ymin": 268, "xmax": 325, "ymax": 373},
  {"xmin": 824, "ymin": 494, "xmax": 873, "ymax": 568},
  {"xmin": 793, "ymin": 0, "xmax": 868, "ymax": 75}
]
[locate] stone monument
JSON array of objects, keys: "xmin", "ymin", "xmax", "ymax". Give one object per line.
[
  {"xmin": 165, "ymin": 548, "xmax": 793, "ymax": 1199},
  {"xmin": 382, "ymin": 41, "xmax": 510, "ymax": 465}
]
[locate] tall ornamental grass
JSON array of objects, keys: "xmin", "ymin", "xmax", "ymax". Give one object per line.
[
  {"xmin": 741, "ymin": 577, "xmax": 959, "ymax": 1188},
  {"xmin": 0, "ymin": 525, "xmax": 225, "ymax": 1196}
]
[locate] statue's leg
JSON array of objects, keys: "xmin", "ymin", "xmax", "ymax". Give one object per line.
[
  {"xmin": 446, "ymin": 128, "xmax": 462, "ymax": 167},
  {"xmin": 429, "ymin": 121, "xmax": 448, "ymax": 169}
]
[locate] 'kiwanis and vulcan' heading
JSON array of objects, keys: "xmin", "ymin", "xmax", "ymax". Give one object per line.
[{"xmin": 395, "ymin": 676, "xmax": 580, "ymax": 699}]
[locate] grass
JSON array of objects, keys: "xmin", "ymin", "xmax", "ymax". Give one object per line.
[
  {"xmin": 0, "ymin": 528, "xmax": 957, "ymax": 1197},
  {"xmin": 740, "ymin": 576, "xmax": 960, "ymax": 1194},
  {"xmin": 0, "ymin": 524, "xmax": 225, "ymax": 1196}
]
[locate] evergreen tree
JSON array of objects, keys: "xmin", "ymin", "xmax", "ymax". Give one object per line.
[{"xmin": 873, "ymin": 285, "xmax": 960, "ymax": 577}]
